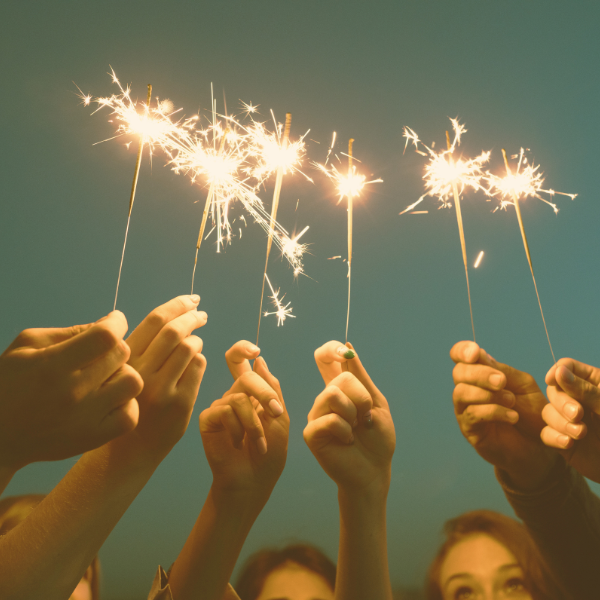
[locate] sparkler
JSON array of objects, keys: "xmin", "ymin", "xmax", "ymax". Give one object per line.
[
  {"xmin": 263, "ymin": 273, "xmax": 295, "ymax": 326},
  {"xmin": 256, "ymin": 113, "xmax": 292, "ymax": 345},
  {"xmin": 315, "ymin": 139, "xmax": 382, "ymax": 342},
  {"xmin": 402, "ymin": 119, "xmax": 490, "ymax": 341},
  {"xmin": 486, "ymin": 148, "xmax": 576, "ymax": 362}
]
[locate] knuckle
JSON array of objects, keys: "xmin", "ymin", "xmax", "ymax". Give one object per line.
[
  {"xmin": 15, "ymin": 328, "xmax": 38, "ymax": 346},
  {"xmin": 147, "ymin": 310, "xmax": 168, "ymax": 331},
  {"xmin": 337, "ymin": 371, "xmax": 356, "ymax": 387},
  {"xmin": 231, "ymin": 393, "xmax": 250, "ymax": 409},
  {"xmin": 238, "ymin": 371, "xmax": 255, "ymax": 386},
  {"xmin": 162, "ymin": 323, "xmax": 183, "ymax": 344},
  {"xmin": 93, "ymin": 324, "xmax": 121, "ymax": 352}
]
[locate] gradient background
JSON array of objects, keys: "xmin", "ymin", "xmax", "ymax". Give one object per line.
[{"xmin": 1, "ymin": 1, "xmax": 599, "ymax": 598}]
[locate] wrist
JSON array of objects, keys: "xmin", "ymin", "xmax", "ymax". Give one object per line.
[
  {"xmin": 501, "ymin": 450, "xmax": 560, "ymax": 491},
  {"xmin": 210, "ymin": 483, "xmax": 272, "ymax": 514},
  {"xmin": 337, "ymin": 473, "xmax": 390, "ymax": 509}
]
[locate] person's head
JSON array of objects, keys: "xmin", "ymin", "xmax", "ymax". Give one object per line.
[
  {"xmin": 0, "ymin": 494, "xmax": 100, "ymax": 600},
  {"xmin": 235, "ymin": 543, "xmax": 336, "ymax": 600},
  {"xmin": 426, "ymin": 510, "xmax": 563, "ymax": 600}
]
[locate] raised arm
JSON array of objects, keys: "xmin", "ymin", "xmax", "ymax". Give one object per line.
[
  {"xmin": 304, "ymin": 341, "xmax": 395, "ymax": 600},
  {"xmin": 0, "ymin": 295, "xmax": 206, "ymax": 600},
  {"xmin": 166, "ymin": 341, "xmax": 289, "ymax": 600}
]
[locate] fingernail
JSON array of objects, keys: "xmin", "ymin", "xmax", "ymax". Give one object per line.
[
  {"xmin": 348, "ymin": 434, "xmax": 355, "ymax": 445},
  {"xmin": 190, "ymin": 295, "xmax": 200, "ymax": 304},
  {"xmin": 565, "ymin": 403, "xmax": 579, "ymax": 420},
  {"xmin": 561, "ymin": 367, "xmax": 574, "ymax": 384},
  {"xmin": 506, "ymin": 410, "xmax": 519, "ymax": 423},
  {"xmin": 364, "ymin": 410, "xmax": 373, "ymax": 427},
  {"xmin": 489, "ymin": 374, "xmax": 503, "ymax": 388},
  {"xmin": 197, "ymin": 311, "xmax": 208, "ymax": 320},
  {"xmin": 337, "ymin": 346, "xmax": 355, "ymax": 359},
  {"xmin": 269, "ymin": 399, "xmax": 283, "ymax": 417},
  {"xmin": 248, "ymin": 344, "xmax": 260, "ymax": 354},
  {"xmin": 256, "ymin": 437, "xmax": 267, "ymax": 455},
  {"xmin": 502, "ymin": 391, "xmax": 516, "ymax": 407},
  {"xmin": 558, "ymin": 434, "xmax": 571, "ymax": 448},
  {"xmin": 567, "ymin": 423, "xmax": 583, "ymax": 438}
]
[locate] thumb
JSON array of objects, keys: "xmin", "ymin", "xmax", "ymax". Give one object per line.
[{"xmin": 555, "ymin": 365, "xmax": 600, "ymax": 415}]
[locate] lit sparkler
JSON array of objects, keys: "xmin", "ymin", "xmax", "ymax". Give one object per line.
[
  {"xmin": 316, "ymin": 139, "xmax": 382, "ymax": 342},
  {"xmin": 486, "ymin": 148, "xmax": 576, "ymax": 362},
  {"xmin": 402, "ymin": 118, "xmax": 490, "ymax": 341},
  {"xmin": 263, "ymin": 273, "xmax": 295, "ymax": 326}
]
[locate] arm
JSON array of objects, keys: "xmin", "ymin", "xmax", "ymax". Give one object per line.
[
  {"xmin": 0, "ymin": 310, "xmax": 142, "ymax": 491},
  {"xmin": 304, "ymin": 341, "xmax": 396, "ymax": 600},
  {"xmin": 167, "ymin": 341, "xmax": 289, "ymax": 600},
  {"xmin": 0, "ymin": 295, "xmax": 207, "ymax": 600}
]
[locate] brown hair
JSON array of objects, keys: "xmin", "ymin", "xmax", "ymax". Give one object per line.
[
  {"xmin": 425, "ymin": 510, "xmax": 564, "ymax": 600},
  {"xmin": 234, "ymin": 543, "xmax": 336, "ymax": 600},
  {"xmin": 0, "ymin": 494, "xmax": 100, "ymax": 600}
]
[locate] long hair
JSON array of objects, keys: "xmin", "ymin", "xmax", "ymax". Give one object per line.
[
  {"xmin": 425, "ymin": 510, "xmax": 564, "ymax": 600},
  {"xmin": 235, "ymin": 543, "xmax": 336, "ymax": 600},
  {"xmin": 0, "ymin": 494, "xmax": 100, "ymax": 600}
]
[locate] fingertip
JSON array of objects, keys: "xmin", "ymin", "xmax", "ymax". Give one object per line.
[
  {"xmin": 336, "ymin": 345, "xmax": 355, "ymax": 360},
  {"xmin": 557, "ymin": 365, "xmax": 575, "ymax": 386},
  {"xmin": 464, "ymin": 341, "xmax": 480, "ymax": 363},
  {"xmin": 505, "ymin": 409, "xmax": 519, "ymax": 423}
]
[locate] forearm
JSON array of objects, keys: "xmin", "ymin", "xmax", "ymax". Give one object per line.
[
  {"xmin": 0, "ymin": 438, "xmax": 162, "ymax": 600},
  {"xmin": 168, "ymin": 487, "xmax": 266, "ymax": 600},
  {"xmin": 336, "ymin": 483, "xmax": 392, "ymax": 600}
]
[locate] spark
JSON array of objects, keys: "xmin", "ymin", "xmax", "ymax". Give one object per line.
[
  {"xmin": 474, "ymin": 251, "xmax": 484, "ymax": 268},
  {"xmin": 263, "ymin": 273, "xmax": 295, "ymax": 326},
  {"xmin": 328, "ymin": 256, "xmax": 342, "ymax": 260}
]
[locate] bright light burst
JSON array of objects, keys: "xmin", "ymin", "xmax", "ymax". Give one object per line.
[
  {"xmin": 263, "ymin": 273, "xmax": 295, "ymax": 326},
  {"xmin": 486, "ymin": 148, "xmax": 577, "ymax": 214},
  {"xmin": 401, "ymin": 118, "xmax": 490, "ymax": 214},
  {"xmin": 314, "ymin": 160, "xmax": 382, "ymax": 203}
]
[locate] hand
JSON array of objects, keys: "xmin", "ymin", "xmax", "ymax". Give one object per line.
[
  {"xmin": 0, "ymin": 311, "xmax": 142, "ymax": 470},
  {"xmin": 304, "ymin": 341, "xmax": 396, "ymax": 495},
  {"xmin": 199, "ymin": 341, "xmax": 289, "ymax": 502},
  {"xmin": 123, "ymin": 295, "xmax": 207, "ymax": 457},
  {"xmin": 541, "ymin": 358, "xmax": 600, "ymax": 483},
  {"xmin": 451, "ymin": 340, "xmax": 557, "ymax": 489}
]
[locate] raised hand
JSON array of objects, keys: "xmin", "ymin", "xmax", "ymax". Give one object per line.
[
  {"xmin": 304, "ymin": 340, "xmax": 396, "ymax": 494},
  {"xmin": 124, "ymin": 294, "xmax": 207, "ymax": 458},
  {"xmin": 451, "ymin": 340, "xmax": 556, "ymax": 489},
  {"xmin": 200, "ymin": 340, "xmax": 289, "ymax": 500},
  {"xmin": 0, "ymin": 311, "xmax": 142, "ymax": 472},
  {"xmin": 541, "ymin": 358, "xmax": 600, "ymax": 483}
]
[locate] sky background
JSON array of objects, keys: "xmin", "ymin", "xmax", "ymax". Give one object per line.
[{"xmin": 1, "ymin": 1, "xmax": 599, "ymax": 598}]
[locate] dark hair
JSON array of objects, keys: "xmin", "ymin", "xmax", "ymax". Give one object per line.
[
  {"xmin": 234, "ymin": 543, "xmax": 336, "ymax": 600},
  {"xmin": 425, "ymin": 510, "xmax": 564, "ymax": 600},
  {"xmin": 0, "ymin": 494, "xmax": 100, "ymax": 600}
]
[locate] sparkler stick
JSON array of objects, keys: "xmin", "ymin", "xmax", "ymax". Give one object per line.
[
  {"xmin": 346, "ymin": 138, "xmax": 354, "ymax": 343},
  {"xmin": 501, "ymin": 148, "xmax": 555, "ymax": 362},
  {"xmin": 256, "ymin": 113, "xmax": 292, "ymax": 345},
  {"xmin": 191, "ymin": 129, "xmax": 229, "ymax": 295},
  {"xmin": 446, "ymin": 130, "xmax": 476, "ymax": 342},
  {"xmin": 114, "ymin": 83, "xmax": 152, "ymax": 310}
]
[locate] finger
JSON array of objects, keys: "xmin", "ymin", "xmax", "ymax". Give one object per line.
[
  {"xmin": 225, "ymin": 340, "xmax": 261, "ymax": 380},
  {"xmin": 303, "ymin": 413, "xmax": 354, "ymax": 447},
  {"xmin": 78, "ymin": 340, "xmax": 131, "ymax": 391},
  {"xmin": 545, "ymin": 358, "xmax": 600, "ymax": 387},
  {"xmin": 328, "ymin": 371, "xmax": 373, "ymax": 421},
  {"xmin": 553, "ymin": 366, "xmax": 600, "ymax": 414},
  {"xmin": 460, "ymin": 404, "xmax": 519, "ymax": 431},
  {"xmin": 314, "ymin": 340, "xmax": 350, "ymax": 385},
  {"xmin": 45, "ymin": 311, "xmax": 129, "ymax": 370},
  {"xmin": 200, "ymin": 404, "xmax": 245, "ymax": 448},
  {"xmin": 540, "ymin": 425, "xmax": 574, "ymax": 450},
  {"xmin": 96, "ymin": 364, "xmax": 144, "ymax": 413},
  {"xmin": 12, "ymin": 323, "xmax": 94, "ymax": 350},
  {"xmin": 177, "ymin": 353, "xmax": 207, "ymax": 398},
  {"xmin": 546, "ymin": 385, "xmax": 585, "ymax": 423},
  {"xmin": 159, "ymin": 335, "xmax": 204, "ymax": 386},
  {"xmin": 309, "ymin": 385, "xmax": 358, "ymax": 425},
  {"xmin": 453, "ymin": 383, "xmax": 516, "ymax": 414},
  {"xmin": 253, "ymin": 357, "xmax": 286, "ymax": 413},
  {"xmin": 141, "ymin": 310, "xmax": 207, "ymax": 373},
  {"xmin": 227, "ymin": 393, "xmax": 267, "ymax": 454},
  {"xmin": 449, "ymin": 340, "xmax": 483, "ymax": 365},
  {"xmin": 127, "ymin": 295, "xmax": 201, "ymax": 356},
  {"xmin": 541, "ymin": 403, "xmax": 587, "ymax": 440},
  {"xmin": 97, "ymin": 398, "xmax": 140, "ymax": 442},
  {"xmin": 229, "ymin": 371, "xmax": 282, "ymax": 418},
  {"xmin": 344, "ymin": 342, "xmax": 388, "ymax": 409},
  {"xmin": 452, "ymin": 362, "xmax": 507, "ymax": 391}
]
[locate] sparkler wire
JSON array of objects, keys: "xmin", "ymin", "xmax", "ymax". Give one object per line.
[
  {"xmin": 256, "ymin": 113, "xmax": 292, "ymax": 345},
  {"xmin": 446, "ymin": 131, "xmax": 476, "ymax": 342},
  {"xmin": 346, "ymin": 138, "xmax": 354, "ymax": 344},
  {"xmin": 113, "ymin": 83, "xmax": 152, "ymax": 311},
  {"xmin": 501, "ymin": 149, "xmax": 556, "ymax": 362}
]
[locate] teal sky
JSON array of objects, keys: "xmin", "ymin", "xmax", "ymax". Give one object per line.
[{"xmin": 2, "ymin": 1, "xmax": 599, "ymax": 597}]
